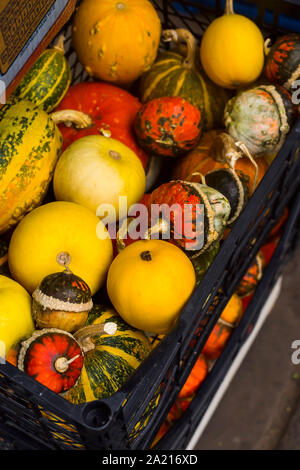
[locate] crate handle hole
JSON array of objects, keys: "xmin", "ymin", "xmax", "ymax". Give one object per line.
[{"xmin": 82, "ymin": 402, "xmax": 112, "ymax": 429}]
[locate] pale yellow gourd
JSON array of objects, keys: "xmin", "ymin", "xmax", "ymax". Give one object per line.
[{"xmin": 200, "ymin": 0, "xmax": 264, "ymax": 89}]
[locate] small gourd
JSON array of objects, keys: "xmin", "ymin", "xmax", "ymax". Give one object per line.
[
  {"xmin": 8, "ymin": 36, "xmax": 71, "ymax": 112},
  {"xmin": 264, "ymin": 34, "xmax": 300, "ymax": 91},
  {"xmin": 200, "ymin": 0, "xmax": 265, "ymax": 89},
  {"xmin": 236, "ymin": 251, "xmax": 265, "ymax": 298},
  {"xmin": 148, "ymin": 180, "xmax": 231, "ymax": 257},
  {"xmin": 134, "ymin": 96, "xmax": 203, "ymax": 158},
  {"xmin": 139, "ymin": 28, "xmax": 231, "ymax": 130},
  {"xmin": 202, "ymin": 293, "xmax": 243, "ymax": 359},
  {"xmin": 32, "ymin": 252, "xmax": 93, "ymax": 333},
  {"xmin": 18, "ymin": 328, "xmax": 85, "ymax": 394},
  {"xmin": 224, "ymin": 84, "xmax": 294, "ymax": 157},
  {"xmin": 18, "ymin": 322, "xmax": 117, "ymax": 394}
]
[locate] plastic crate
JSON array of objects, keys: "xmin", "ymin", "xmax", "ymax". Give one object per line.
[{"xmin": 1, "ymin": 0, "xmax": 300, "ymax": 451}]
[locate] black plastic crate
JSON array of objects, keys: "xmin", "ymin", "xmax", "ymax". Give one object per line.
[{"xmin": 1, "ymin": 0, "xmax": 300, "ymax": 451}]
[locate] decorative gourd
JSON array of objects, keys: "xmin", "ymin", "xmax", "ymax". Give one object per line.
[
  {"xmin": 236, "ymin": 251, "xmax": 265, "ymax": 298},
  {"xmin": 8, "ymin": 201, "xmax": 113, "ymax": 295},
  {"xmin": 0, "ymin": 275, "xmax": 34, "ymax": 352},
  {"xmin": 178, "ymin": 354, "xmax": 208, "ymax": 399},
  {"xmin": 63, "ymin": 305, "xmax": 151, "ymax": 404},
  {"xmin": 32, "ymin": 253, "xmax": 93, "ymax": 333},
  {"xmin": 107, "ymin": 240, "xmax": 196, "ymax": 334},
  {"xmin": 205, "ymin": 168, "xmax": 248, "ymax": 225},
  {"xmin": 191, "ymin": 242, "xmax": 219, "ymax": 285},
  {"xmin": 202, "ymin": 293, "xmax": 243, "ymax": 359},
  {"xmin": 7, "ymin": 36, "xmax": 71, "ymax": 112},
  {"xmin": 173, "ymin": 131, "xmax": 269, "ymax": 196},
  {"xmin": 53, "ymin": 135, "xmax": 146, "ymax": 220},
  {"xmin": 72, "ymin": 0, "xmax": 161, "ymax": 86},
  {"xmin": 148, "ymin": 180, "xmax": 230, "ymax": 257},
  {"xmin": 264, "ymin": 34, "xmax": 300, "ymax": 90},
  {"xmin": 224, "ymin": 84, "xmax": 294, "ymax": 157},
  {"xmin": 200, "ymin": 0, "xmax": 264, "ymax": 89},
  {"xmin": 18, "ymin": 329, "xmax": 84, "ymax": 394},
  {"xmin": 134, "ymin": 97, "xmax": 203, "ymax": 158},
  {"xmin": 55, "ymin": 81, "xmax": 149, "ymax": 169},
  {"xmin": 139, "ymin": 28, "xmax": 231, "ymax": 130},
  {"xmin": 0, "ymin": 100, "xmax": 92, "ymax": 234}
]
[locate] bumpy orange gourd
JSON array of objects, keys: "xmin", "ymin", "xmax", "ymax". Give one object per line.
[{"xmin": 72, "ymin": 0, "xmax": 161, "ymax": 86}]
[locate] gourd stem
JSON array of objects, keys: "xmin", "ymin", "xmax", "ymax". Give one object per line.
[
  {"xmin": 117, "ymin": 217, "xmax": 135, "ymax": 252},
  {"xmin": 225, "ymin": 0, "xmax": 234, "ymax": 15},
  {"xmin": 144, "ymin": 218, "xmax": 170, "ymax": 240},
  {"xmin": 74, "ymin": 323, "xmax": 117, "ymax": 353},
  {"xmin": 235, "ymin": 141, "xmax": 258, "ymax": 195},
  {"xmin": 53, "ymin": 35, "xmax": 66, "ymax": 54},
  {"xmin": 162, "ymin": 28, "xmax": 197, "ymax": 69},
  {"xmin": 56, "ymin": 251, "xmax": 72, "ymax": 273},
  {"xmin": 50, "ymin": 110, "xmax": 92, "ymax": 129},
  {"xmin": 264, "ymin": 38, "xmax": 272, "ymax": 56},
  {"xmin": 186, "ymin": 171, "xmax": 206, "ymax": 185},
  {"xmin": 54, "ymin": 354, "xmax": 81, "ymax": 373}
]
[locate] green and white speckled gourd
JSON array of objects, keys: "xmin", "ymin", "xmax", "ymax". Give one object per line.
[{"xmin": 224, "ymin": 84, "xmax": 292, "ymax": 157}]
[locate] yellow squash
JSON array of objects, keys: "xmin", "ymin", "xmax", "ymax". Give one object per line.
[
  {"xmin": 72, "ymin": 0, "xmax": 162, "ymax": 86},
  {"xmin": 0, "ymin": 275, "xmax": 34, "ymax": 352},
  {"xmin": 200, "ymin": 0, "xmax": 264, "ymax": 89},
  {"xmin": 8, "ymin": 201, "xmax": 113, "ymax": 295},
  {"xmin": 107, "ymin": 240, "xmax": 196, "ymax": 334}
]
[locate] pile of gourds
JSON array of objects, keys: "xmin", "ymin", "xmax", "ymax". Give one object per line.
[{"xmin": 0, "ymin": 0, "xmax": 296, "ymax": 440}]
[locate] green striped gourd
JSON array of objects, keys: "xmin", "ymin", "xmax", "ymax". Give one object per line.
[
  {"xmin": 8, "ymin": 36, "xmax": 71, "ymax": 112},
  {"xmin": 63, "ymin": 305, "xmax": 152, "ymax": 404},
  {"xmin": 0, "ymin": 100, "xmax": 92, "ymax": 234},
  {"xmin": 139, "ymin": 28, "xmax": 231, "ymax": 130}
]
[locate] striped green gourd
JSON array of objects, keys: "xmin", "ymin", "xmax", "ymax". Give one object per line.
[
  {"xmin": 139, "ymin": 28, "xmax": 232, "ymax": 130},
  {"xmin": 0, "ymin": 100, "xmax": 92, "ymax": 234},
  {"xmin": 63, "ymin": 305, "xmax": 152, "ymax": 404},
  {"xmin": 8, "ymin": 35, "xmax": 71, "ymax": 112}
]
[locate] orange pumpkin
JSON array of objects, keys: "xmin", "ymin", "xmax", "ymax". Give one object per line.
[
  {"xmin": 172, "ymin": 130, "xmax": 269, "ymax": 195},
  {"xmin": 202, "ymin": 293, "xmax": 243, "ymax": 359},
  {"xmin": 178, "ymin": 354, "xmax": 208, "ymax": 399}
]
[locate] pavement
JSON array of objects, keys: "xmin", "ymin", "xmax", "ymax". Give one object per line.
[{"xmin": 195, "ymin": 246, "xmax": 300, "ymax": 450}]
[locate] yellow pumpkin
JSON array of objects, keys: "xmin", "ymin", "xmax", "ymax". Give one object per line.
[
  {"xmin": 0, "ymin": 275, "xmax": 34, "ymax": 352},
  {"xmin": 8, "ymin": 201, "xmax": 113, "ymax": 295},
  {"xmin": 72, "ymin": 0, "xmax": 162, "ymax": 86},
  {"xmin": 200, "ymin": 0, "xmax": 264, "ymax": 89},
  {"xmin": 53, "ymin": 135, "xmax": 146, "ymax": 222},
  {"xmin": 107, "ymin": 240, "xmax": 196, "ymax": 334}
]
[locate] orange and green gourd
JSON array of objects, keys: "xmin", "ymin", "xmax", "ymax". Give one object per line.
[
  {"xmin": 139, "ymin": 28, "xmax": 231, "ymax": 130},
  {"xmin": 63, "ymin": 306, "xmax": 152, "ymax": 404},
  {"xmin": 264, "ymin": 34, "xmax": 300, "ymax": 91},
  {"xmin": 134, "ymin": 96, "xmax": 203, "ymax": 158}
]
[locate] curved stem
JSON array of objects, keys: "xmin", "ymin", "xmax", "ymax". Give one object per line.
[
  {"xmin": 143, "ymin": 218, "xmax": 170, "ymax": 240},
  {"xmin": 74, "ymin": 323, "xmax": 117, "ymax": 353},
  {"xmin": 162, "ymin": 28, "xmax": 197, "ymax": 69},
  {"xmin": 225, "ymin": 0, "xmax": 234, "ymax": 15},
  {"xmin": 50, "ymin": 109, "xmax": 92, "ymax": 129},
  {"xmin": 235, "ymin": 141, "xmax": 258, "ymax": 195},
  {"xmin": 186, "ymin": 171, "xmax": 206, "ymax": 184},
  {"xmin": 264, "ymin": 38, "xmax": 272, "ymax": 56},
  {"xmin": 53, "ymin": 35, "xmax": 66, "ymax": 54}
]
